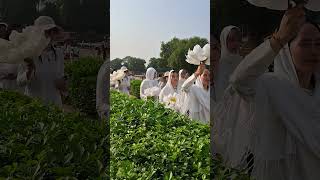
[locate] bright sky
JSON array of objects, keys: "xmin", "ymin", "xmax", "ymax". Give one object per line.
[{"xmin": 110, "ymin": 0, "xmax": 210, "ymax": 64}]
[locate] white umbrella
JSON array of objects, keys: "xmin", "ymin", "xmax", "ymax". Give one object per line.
[{"xmin": 247, "ymin": 0, "xmax": 320, "ymax": 11}]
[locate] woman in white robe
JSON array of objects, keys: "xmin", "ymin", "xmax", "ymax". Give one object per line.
[
  {"xmin": 181, "ymin": 64, "xmax": 210, "ymax": 124},
  {"xmin": 159, "ymin": 70, "xmax": 180, "ymax": 111},
  {"xmin": 214, "ymin": 25, "xmax": 243, "ymax": 101},
  {"xmin": 17, "ymin": 16, "xmax": 66, "ymax": 108},
  {"xmin": 140, "ymin": 67, "xmax": 158, "ymax": 99},
  {"xmin": 213, "ymin": 7, "xmax": 320, "ymax": 180}
]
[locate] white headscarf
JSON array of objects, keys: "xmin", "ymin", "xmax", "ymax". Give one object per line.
[
  {"xmin": 159, "ymin": 70, "xmax": 178, "ymax": 102},
  {"xmin": 178, "ymin": 69, "xmax": 185, "ymax": 80},
  {"xmin": 215, "ymin": 25, "xmax": 243, "ymax": 101},
  {"xmin": 145, "ymin": 67, "xmax": 157, "ymax": 80},
  {"xmin": 140, "ymin": 67, "xmax": 158, "ymax": 99}
]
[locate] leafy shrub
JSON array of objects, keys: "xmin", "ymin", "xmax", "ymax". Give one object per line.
[
  {"xmin": 110, "ymin": 91, "xmax": 210, "ymax": 179},
  {"xmin": 0, "ymin": 90, "xmax": 108, "ymax": 179},
  {"xmin": 130, "ymin": 80, "xmax": 142, "ymax": 98},
  {"xmin": 212, "ymin": 155, "xmax": 252, "ymax": 180},
  {"xmin": 65, "ymin": 57, "xmax": 104, "ymax": 117}
]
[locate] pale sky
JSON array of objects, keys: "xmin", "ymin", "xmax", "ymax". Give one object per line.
[{"xmin": 110, "ymin": 0, "xmax": 210, "ymax": 64}]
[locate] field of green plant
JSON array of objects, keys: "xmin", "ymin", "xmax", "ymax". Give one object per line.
[
  {"xmin": 0, "ymin": 90, "xmax": 108, "ymax": 179},
  {"xmin": 110, "ymin": 91, "xmax": 210, "ymax": 179}
]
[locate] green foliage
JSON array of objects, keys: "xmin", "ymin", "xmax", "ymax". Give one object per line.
[
  {"xmin": 65, "ymin": 57, "xmax": 104, "ymax": 117},
  {"xmin": 212, "ymin": 155, "xmax": 252, "ymax": 180},
  {"xmin": 123, "ymin": 56, "xmax": 146, "ymax": 74},
  {"xmin": 0, "ymin": 90, "xmax": 108, "ymax": 179},
  {"xmin": 147, "ymin": 57, "xmax": 171, "ymax": 73},
  {"xmin": 130, "ymin": 80, "xmax": 142, "ymax": 99},
  {"xmin": 110, "ymin": 91, "xmax": 210, "ymax": 179},
  {"xmin": 111, "ymin": 56, "xmax": 146, "ymax": 74},
  {"xmin": 110, "ymin": 58, "xmax": 123, "ymax": 72}
]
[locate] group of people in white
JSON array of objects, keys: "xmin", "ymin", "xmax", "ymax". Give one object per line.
[
  {"xmin": 212, "ymin": 5, "xmax": 320, "ymax": 180},
  {"xmin": 111, "ymin": 43, "xmax": 211, "ymax": 125}
]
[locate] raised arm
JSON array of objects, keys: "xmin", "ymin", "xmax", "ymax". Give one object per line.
[{"xmin": 230, "ymin": 6, "xmax": 305, "ymax": 99}]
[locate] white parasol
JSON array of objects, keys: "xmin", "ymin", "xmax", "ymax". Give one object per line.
[{"xmin": 247, "ymin": 0, "xmax": 320, "ymax": 11}]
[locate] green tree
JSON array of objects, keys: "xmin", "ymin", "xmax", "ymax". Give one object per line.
[
  {"xmin": 147, "ymin": 57, "xmax": 170, "ymax": 73},
  {"xmin": 123, "ymin": 56, "xmax": 146, "ymax": 74},
  {"xmin": 160, "ymin": 36, "xmax": 208, "ymax": 73},
  {"xmin": 110, "ymin": 58, "xmax": 123, "ymax": 71}
]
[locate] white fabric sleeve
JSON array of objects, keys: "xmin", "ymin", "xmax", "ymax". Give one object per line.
[
  {"xmin": 181, "ymin": 74, "xmax": 197, "ymax": 93},
  {"xmin": 229, "ymin": 40, "xmax": 278, "ymax": 99}
]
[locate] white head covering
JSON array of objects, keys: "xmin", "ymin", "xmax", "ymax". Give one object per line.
[
  {"xmin": 159, "ymin": 70, "xmax": 178, "ymax": 102},
  {"xmin": 140, "ymin": 67, "xmax": 159, "ymax": 99},
  {"xmin": 220, "ymin": 25, "xmax": 242, "ymax": 61},
  {"xmin": 145, "ymin": 67, "xmax": 157, "ymax": 80},
  {"xmin": 164, "ymin": 70, "xmax": 176, "ymax": 90},
  {"xmin": 215, "ymin": 25, "xmax": 243, "ymax": 101},
  {"xmin": 178, "ymin": 69, "xmax": 186, "ymax": 80}
]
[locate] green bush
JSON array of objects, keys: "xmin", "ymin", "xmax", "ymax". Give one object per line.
[
  {"xmin": 65, "ymin": 57, "xmax": 104, "ymax": 117},
  {"xmin": 0, "ymin": 90, "xmax": 108, "ymax": 179},
  {"xmin": 110, "ymin": 91, "xmax": 210, "ymax": 179},
  {"xmin": 130, "ymin": 80, "xmax": 142, "ymax": 98}
]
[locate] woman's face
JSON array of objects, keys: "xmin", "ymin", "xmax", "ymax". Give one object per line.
[
  {"xmin": 170, "ymin": 72, "xmax": 179, "ymax": 88},
  {"xmin": 227, "ymin": 28, "xmax": 242, "ymax": 54},
  {"xmin": 200, "ymin": 69, "xmax": 210, "ymax": 87},
  {"xmin": 290, "ymin": 23, "xmax": 320, "ymax": 73}
]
